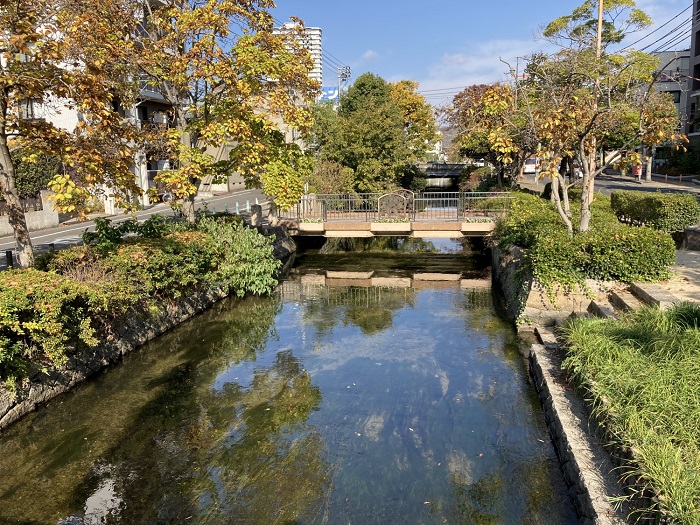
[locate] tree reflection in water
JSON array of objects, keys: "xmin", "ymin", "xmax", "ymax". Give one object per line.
[{"xmin": 0, "ymin": 295, "xmax": 330, "ymax": 525}]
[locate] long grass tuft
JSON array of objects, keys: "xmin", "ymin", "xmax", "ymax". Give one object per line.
[{"xmin": 563, "ymin": 303, "xmax": 700, "ymax": 524}]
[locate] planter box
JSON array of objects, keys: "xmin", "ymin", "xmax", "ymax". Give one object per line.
[
  {"xmin": 325, "ymin": 221, "xmax": 370, "ymax": 231},
  {"xmin": 461, "ymin": 221, "xmax": 497, "ymax": 234},
  {"xmin": 370, "ymin": 222, "xmax": 411, "ymax": 233},
  {"xmin": 411, "ymin": 221, "xmax": 461, "ymax": 231},
  {"xmin": 298, "ymin": 222, "xmax": 325, "ymax": 232}
]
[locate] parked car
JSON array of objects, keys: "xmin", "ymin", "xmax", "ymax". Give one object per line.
[{"xmin": 523, "ymin": 157, "xmax": 540, "ymax": 174}]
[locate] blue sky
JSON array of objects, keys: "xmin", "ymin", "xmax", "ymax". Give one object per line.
[{"xmin": 271, "ymin": 0, "xmax": 691, "ymax": 106}]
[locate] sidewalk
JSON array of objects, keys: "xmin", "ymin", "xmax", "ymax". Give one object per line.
[{"xmin": 518, "ymin": 170, "xmax": 700, "ymax": 196}]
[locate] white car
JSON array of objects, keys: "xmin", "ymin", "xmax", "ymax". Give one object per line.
[{"xmin": 523, "ymin": 157, "xmax": 540, "ymax": 174}]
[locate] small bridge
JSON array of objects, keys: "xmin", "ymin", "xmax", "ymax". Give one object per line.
[{"xmin": 281, "ymin": 190, "xmax": 511, "ymax": 238}]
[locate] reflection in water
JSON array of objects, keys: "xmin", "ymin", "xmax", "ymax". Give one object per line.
[{"xmin": 0, "ymin": 243, "xmax": 578, "ymax": 525}]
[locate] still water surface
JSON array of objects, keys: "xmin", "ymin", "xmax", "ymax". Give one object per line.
[{"xmin": 0, "ymin": 240, "xmax": 579, "ymax": 524}]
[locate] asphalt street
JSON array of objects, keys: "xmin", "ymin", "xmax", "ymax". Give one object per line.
[
  {"xmin": 0, "ymin": 188, "xmax": 267, "ymax": 270},
  {"xmin": 519, "ymin": 170, "xmax": 700, "ymax": 197}
]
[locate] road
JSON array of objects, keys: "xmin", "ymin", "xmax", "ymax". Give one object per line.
[
  {"xmin": 0, "ymin": 188, "xmax": 267, "ymax": 269},
  {"xmin": 519, "ymin": 170, "xmax": 700, "ymax": 198}
]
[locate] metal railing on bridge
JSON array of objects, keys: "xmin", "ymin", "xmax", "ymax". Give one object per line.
[{"xmin": 288, "ymin": 190, "xmax": 512, "ymax": 222}]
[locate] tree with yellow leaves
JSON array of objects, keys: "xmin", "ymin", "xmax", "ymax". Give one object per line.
[
  {"xmin": 447, "ymin": 1, "xmax": 685, "ymax": 235},
  {"xmin": 534, "ymin": 0, "xmax": 685, "ymax": 232},
  {"xmin": 0, "ymin": 0, "xmax": 142, "ymax": 267},
  {"xmin": 136, "ymin": 0, "xmax": 319, "ymax": 216}
]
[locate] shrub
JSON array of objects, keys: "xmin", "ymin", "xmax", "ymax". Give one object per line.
[
  {"xmin": 495, "ymin": 193, "xmax": 676, "ymax": 293},
  {"xmin": 0, "ymin": 270, "xmax": 101, "ymax": 384},
  {"xmin": 541, "ymin": 181, "xmax": 582, "ymax": 202},
  {"xmin": 494, "ymin": 192, "xmax": 562, "ymax": 249},
  {"xmin": 610, "ymin": 190, "xmax": 700, "ymax": 233},
  {"xmin": 578, "ymin": 223, "xmax": 674, "ymax": 282},
  {"xmin": 196, "ymin": 215, "xmax": 281, "ymax": 297},
  {"xmin": 1, "ymin": 214, "xmax": 283, "ymax": 387}
]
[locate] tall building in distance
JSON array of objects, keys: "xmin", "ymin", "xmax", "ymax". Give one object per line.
[{"xmin": 273, "ymin": 23, "xmax": 323, "ymax": 87}]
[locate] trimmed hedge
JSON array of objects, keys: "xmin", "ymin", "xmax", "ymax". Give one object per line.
[
  {"xmin": 610, "ymin": 190, "xmax": 700, "ymax": 233},
  {"xmin": 496, "ymin": 193, "xmax": 676, "ymax": 293}
]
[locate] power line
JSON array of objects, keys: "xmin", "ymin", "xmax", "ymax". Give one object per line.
[
  {"xmin": 654, "ymin": 32, "xmax": 691, "ymax": 53},
  {"xmin": 649, "ymin": 20, "xmax": 692, "ymax": 53},
  {"xmin": 639, "ymin": 17, "xmax": 692, "ymax": 52},
  {"xmin": 618, "ymin": 4, "xmax": 691, "ymax": 52}
]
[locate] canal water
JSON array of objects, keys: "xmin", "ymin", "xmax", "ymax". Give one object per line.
[{"xmin": 0, "ymin": 239, "xmax": 579, "ymax": 525}]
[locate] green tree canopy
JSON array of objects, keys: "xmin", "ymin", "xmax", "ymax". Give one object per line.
[{"xmin": 307, "ymin": 73, "xmax": 437, "ymax": 193}]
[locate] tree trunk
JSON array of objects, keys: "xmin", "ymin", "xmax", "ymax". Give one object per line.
[
  {"xmin": 183, "ymin": 192, "xmax": 196, "ymax": 222},
  {"xmin": 551, "ymin": 174, "xmax": 573, "ymax": 236},
  {"xmin": 645, "ymin": 146, "xmax": 653, "ymax": 182},
  {"xmin": 579, "ymin": 143, "xmax": 596, "ymax": 233},
  {"xmin": 0, "ymin": 140, "xmax": 34, "ymax": 268},
  {"xmin": 178, "ymin": 116, "xmax": 197, "ymax": 223}
]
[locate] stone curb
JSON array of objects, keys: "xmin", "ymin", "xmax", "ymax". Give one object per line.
[{"xmin": 529, "ymin": 342, "xmax": 628, "ymax": 525}]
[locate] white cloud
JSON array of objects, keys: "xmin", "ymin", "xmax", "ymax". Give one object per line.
[
  {"xmin": 417, "ymin": 1, "xmax": 692, "ymax": 107},
  {"xmin": 417, "ymin": 39, "xmax": 544, "ymax": 107},
  {"xmin": 362, "ymin": 50, "xmax": 379, "ymax": 61}
]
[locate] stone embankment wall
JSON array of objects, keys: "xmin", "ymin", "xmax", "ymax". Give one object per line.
[
  {"xmin": 0, "ymin": 227, "xmax": 296, "ymax": 432},
  {"xmin": 491, "ymin": 245, "xmax": 612, "ymax": 331},
  {"xmin": 493, "ymin": 244, "xmax": 634, "ymax": 524}
]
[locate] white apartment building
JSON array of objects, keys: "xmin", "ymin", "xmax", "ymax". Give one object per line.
[{"xmin": 273, "ymin": 22, "xmax": 323, "ymax": 87}]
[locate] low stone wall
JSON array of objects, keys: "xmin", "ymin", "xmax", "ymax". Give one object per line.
[
  {"xmin": 0, "ymin": 190, "xmax": 59, "ymax": 237},
  {"xmin": 492, "ymin": 245, "xmax": 613, "ymax": 331},
  {"xmin": 0, "ymin": 227, "xmax": 297, "ymax": 432},
  {"xmin": 529, "ymin": 343, "xmax": 628, "ymax": 525}
]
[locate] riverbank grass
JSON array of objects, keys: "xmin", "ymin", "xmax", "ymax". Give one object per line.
[{"xmin": 563, "ymin": 303, "xmax": 700, "ymax": 524}]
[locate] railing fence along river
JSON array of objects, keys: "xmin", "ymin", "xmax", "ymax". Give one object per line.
[{"xmin": 0, "ymin": 238, "xmax": 579, "ymax": 525}]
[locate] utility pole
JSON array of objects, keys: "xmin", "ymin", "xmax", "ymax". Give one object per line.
[
  {"xmin": 596, "ymin": 0, "xmax": 603, "ymax": 58},
  {"xmin": 337, "ymin": 66, "xmax": 351, "ymax": 106}
]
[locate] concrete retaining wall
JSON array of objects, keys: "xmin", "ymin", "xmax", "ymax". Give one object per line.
[
  {"xmin": 492, "ymin": 245, "xmax": 613, "ymax": 331},
  {"xmin": 0, "ymin": 227, "xmax": 296, "ymax": 431},
  {"xmin": 0, "ymin": 191, "xmax": 59, "ymax": 237}
]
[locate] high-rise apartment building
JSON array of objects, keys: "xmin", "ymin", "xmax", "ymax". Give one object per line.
[{"xmin": 273, "ymin": 23, "xmax": 323, "ymax": 86}]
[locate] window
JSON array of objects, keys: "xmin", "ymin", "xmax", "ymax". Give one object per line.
[
  {"xmin": 667, "ymin": 90, "xmax": 681, "ymax": 104},
  {"xmin": 19, "ymin": 99, "xmax": 42, "ymax": 120}
]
